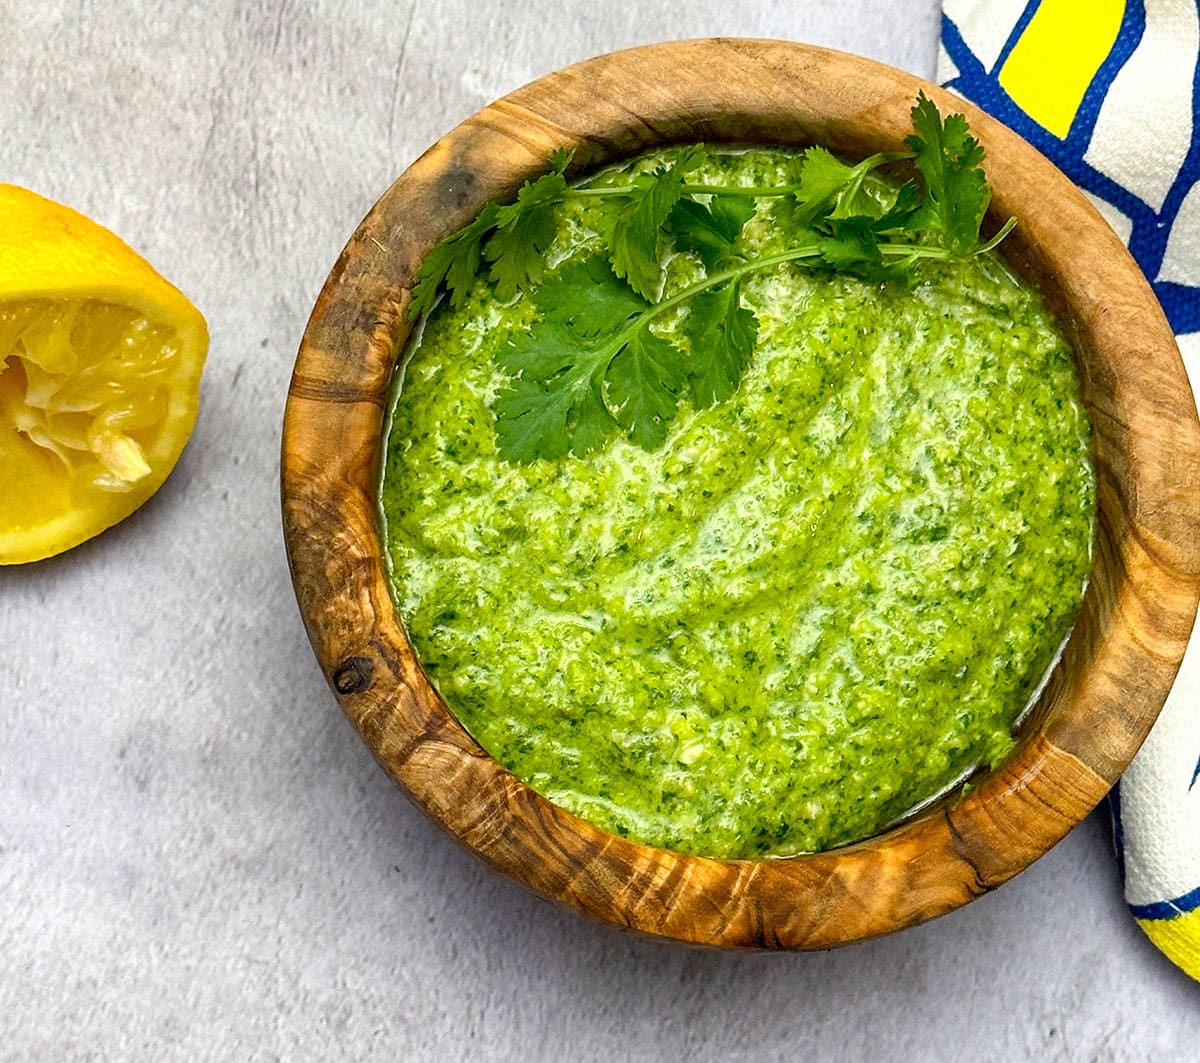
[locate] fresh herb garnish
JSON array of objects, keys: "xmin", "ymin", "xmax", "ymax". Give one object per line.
[
  {"xmin": 906, "ymin": 95, "xmax": 993, "ymax": 255},
  {"xmin": 410, "ymin": 94, "xmax": 1013, "ymax": 462},
  {"xmin": 604, "ymin": 144, "xmax": 707, "ymax": 300},
  {"xmin": 409, "ymin": 148, "xmax": 573, "ymax": 316}
]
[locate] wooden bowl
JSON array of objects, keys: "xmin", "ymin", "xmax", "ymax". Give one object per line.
[{"xmin": 282, "ymin": 39, "xmax": 1200, "ymax": 948}]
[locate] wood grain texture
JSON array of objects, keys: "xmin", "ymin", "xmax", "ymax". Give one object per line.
[{"xmin": 281, "ymin": 39, "xmax": 1200, "ymax": 948}]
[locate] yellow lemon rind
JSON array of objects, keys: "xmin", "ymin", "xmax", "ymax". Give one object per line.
[{"xmin": 0, "ymin": 184, "xmax": 209, "ymax": 564}]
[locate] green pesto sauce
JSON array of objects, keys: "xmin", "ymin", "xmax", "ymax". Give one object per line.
[{"xmin": 381, "ymin": 147, "xmax": 1096, "ymax": 858}]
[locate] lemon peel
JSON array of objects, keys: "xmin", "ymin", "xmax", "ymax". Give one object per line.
[{"xmin": 0, "ymin": 186, "xmax": 208, "ymax": 564}]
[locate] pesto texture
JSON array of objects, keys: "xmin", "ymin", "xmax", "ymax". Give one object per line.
[{"xmin": 381, "ymin": 147, "xmax": 1096, "ymax": 858}]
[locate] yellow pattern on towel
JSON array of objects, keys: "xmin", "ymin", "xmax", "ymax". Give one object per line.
[{"xmin": 998, "ymin": 0, "xmax": 1126, "ymax": 137}]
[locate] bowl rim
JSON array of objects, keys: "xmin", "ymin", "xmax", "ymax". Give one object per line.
[{"xmin": 282, "ymin": 38, "xmax": 1200, "ymax": 948}]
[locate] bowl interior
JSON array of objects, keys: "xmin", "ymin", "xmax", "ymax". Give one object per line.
[{"xmin": 282, "ymin": 39, "xmax": 1200, "ymax": 948}]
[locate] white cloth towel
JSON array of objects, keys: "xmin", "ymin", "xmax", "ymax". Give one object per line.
[{"xmin": 940, "ymin": 0, "xmax": 1200, "ymax": 980}]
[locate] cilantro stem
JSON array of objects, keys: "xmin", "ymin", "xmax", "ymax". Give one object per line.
[
  {"xmin": 975, "ymin": 217, "xmax": 1018, "ymax": 256},
  {"xmin": 590, "ymin": 248, "xmax": 824, "ymax": 372},
  {"xmin": 571, "ymin": 183, "xmax": 805, "ymax": 199},
  {"xmin": 572, "ymin": 152, "xmax": 916, "ymax": 201},
  {"xmin": 877, "ymin": 243, "xmax": 957, "ymax": 261},
  {"xmin": 640, "ymin": 231, "xmax": 988, "ymax": 324},
  {"xmin": 602, "ymin": 228, "xmax": 988, "ymax": 366},
  {"xmin": 612, "ymin": 233, "xmax": 978, "ymax": 352},
  {"xmin": 649, "ymin": 249, "xmax": 819, "ymax": 318},
  {"xmin": 682, "ymin": 183, "xmax": 802, "ymax": 197}
]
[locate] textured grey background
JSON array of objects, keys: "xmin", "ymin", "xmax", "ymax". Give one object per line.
[{"xmin": 2, "ymin": 2, "xmax": 1198, "ymax": 1059}]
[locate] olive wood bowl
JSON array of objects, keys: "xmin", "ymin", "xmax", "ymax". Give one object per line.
[{"xmin": 282, "ymin": 39, "xmax": 1200, "ymax": 948}]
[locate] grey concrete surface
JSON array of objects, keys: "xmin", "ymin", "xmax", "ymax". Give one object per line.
[{"xmin": 1, "ymin": 2, "xmax": 1197, "ymax": 1059}]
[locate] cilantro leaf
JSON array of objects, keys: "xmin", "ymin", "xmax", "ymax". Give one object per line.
[
  {"xmin": 608, "ymin": 145, "xmax": 707, "ymax": 300},
  {"xmin": 793, "ymin": 147, "xmax": 857, "ymax": 224},
  {"xmin": 532, "ymin": 256, "xmax": 647, "ymax": 338},
  {"xmin": 787, "ymin": 144, "xmax": 931, "ymax": 282},
  {"xmin": 878, "ymin": 180, "xmax": 922, "ymax": 229},
  {"xmin": 492, "ymin": 256, "xmax": 646, "ymax": 461},
  {"xmin": 409, "ymin": 203, "xmax": 499, "ymax": 318},
  {"xmin": 568, "ymin": 374, "xmax": 619, "ymax": 456},
  {"xmin": 815, "ymin": 223, "xmax": 885, "ymax": 277},
  {"xmin": 794, "ymin": 148, "xmax": 904, "ymax": 226},
  {"xmin": 485, "ymin": 170, "xmax": 568, "ymax": 299},
  {"xmin": 905, "ymin": 93, "xmax": 990, "ymax": 255},
  {"xmin": 495, "ymin": 317, "xmax": 585, "ymax": 382},
  {"xmin": 668, "ymin": 196, "xmax": 755, "ymax": 269},
  {"xmin": 548, "ymin": 147, "xmax": 574, "ymax": 174},
  {"xmin": 683, "ymin": 280, "xmax": 757, "ymax": 407},
  {"xmin": 492, "ymin": 255, "xmax": 691, "ymax": 459},
  {"xmin": 492, "ymin": 374, "xmax": 577, "ymax": 462},
  {"xmin": 492, "ymin": 325, "xmax": 617, "ymax": 463},
  {"xmin": 605, "ymin": 327, "xmax": 687, "ymax": 451},
  {"xmin": 411, "ymin": 152, "xmax": 574, "ymax": 315},
  {"xmin": 811, "ymin": 183, "xmax": 926, "ymax": 283}
]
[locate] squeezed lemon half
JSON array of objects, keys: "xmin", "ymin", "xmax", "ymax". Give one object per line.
[{"xmin": 0, "ymin": 185, "xmax": 208, "ymax": 564}]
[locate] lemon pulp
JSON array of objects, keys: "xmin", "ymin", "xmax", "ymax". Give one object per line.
[{"xmin": 0, "ymin": 298, "xmax": 192, "ymax": 557}]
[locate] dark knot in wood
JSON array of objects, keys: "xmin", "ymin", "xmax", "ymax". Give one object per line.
[{"xmin": 333, "ymin": 655, "xmax": 374, "ymax": 695}]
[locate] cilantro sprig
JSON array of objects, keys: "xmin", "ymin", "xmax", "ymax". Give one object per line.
[{"xmin": 409, "ymin": 94, "xmax": 1013, "ymax": 463}]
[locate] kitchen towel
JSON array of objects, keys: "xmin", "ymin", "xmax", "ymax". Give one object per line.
[{"xmin": 939, "ymin": 0, "xmax": 1200, "ymax": 981}]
